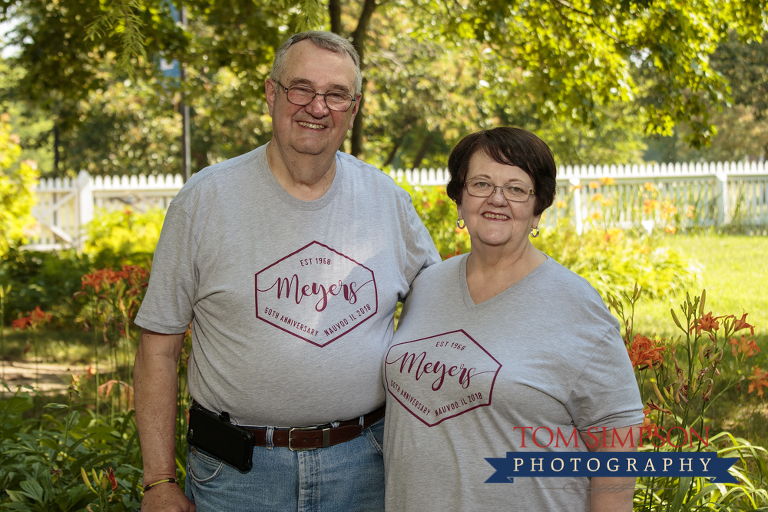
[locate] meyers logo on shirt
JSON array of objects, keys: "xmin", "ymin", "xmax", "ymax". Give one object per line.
[
  {"xmin": 255, "ymin": 241, "xmax": 378, "ymax": 347},
  {"xmin": 385, "ymin": 330, "xmax": 501, "ymax": 426}
]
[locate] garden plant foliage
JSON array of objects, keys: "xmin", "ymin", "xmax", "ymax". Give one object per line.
[
  {"xmin": 0, "ymin": 388, "xmax": 144, "ymax": 511},
  {"xmin": 612, "ymin": 288, "xmax": 768, "ymax": 510}
]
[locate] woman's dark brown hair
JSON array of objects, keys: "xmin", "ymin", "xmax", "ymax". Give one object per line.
[{"xmin": 446, "ymin": 127, "xmax": 557, "ymax": 216}]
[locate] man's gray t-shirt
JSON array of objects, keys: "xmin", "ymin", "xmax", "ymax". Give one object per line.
[
  {"xmin": 135, "ymin": 144, "xmax": 440, "ymax": 427},
  {"xmin": 383, "ymin": 254, "xmax": 643, "ymax": 511}
]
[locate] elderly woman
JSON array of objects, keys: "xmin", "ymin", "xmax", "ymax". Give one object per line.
[{"xmin": 383, "ymin": 127, "xmax": 643, "ymax": 511}]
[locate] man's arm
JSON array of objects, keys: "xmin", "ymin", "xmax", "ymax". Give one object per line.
[
  {"xmin": 134, "ymin": 328, "xmax": 194, "ymax": 512},
  {"xmin": 579, "ymin": 424, "xmax": 642, "ymax": 512}
]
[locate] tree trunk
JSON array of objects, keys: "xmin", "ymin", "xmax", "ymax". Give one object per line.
[
  {"xmin": 412, "ymin": 134, "xmax": 433, "ymax": 169},
  {"xmin": 383, "ymin": 120, "xmax": 415, "ymax": 167},
  {"xmin": 329, "ymin": 0, "xmax": 342, "ymax": 35},
  {"xmin": 348, "ymin": 0, "xmax": 377, "ymax": 157}
]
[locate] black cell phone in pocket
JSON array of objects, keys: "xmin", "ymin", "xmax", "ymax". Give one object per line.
[{"xmin": 187, "ymin": 404, "xmax": 254, "ymax": 472}]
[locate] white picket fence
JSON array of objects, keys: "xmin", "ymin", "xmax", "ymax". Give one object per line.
[
  {"xmin": 26, "ymin": 171, "xmax": 184, "ymax": 251},
  {"xmin": 24, "ymin": 161, "xmax": 768, "ymax": 251}
]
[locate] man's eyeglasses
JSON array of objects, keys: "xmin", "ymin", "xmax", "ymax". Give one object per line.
[
  {"xmin": 275, "ymin": 80, "xmax": 356, "ymax": 112},
  {"xmin": 465, "ymin": 178, "xmax": 535, "ymax": 203}
]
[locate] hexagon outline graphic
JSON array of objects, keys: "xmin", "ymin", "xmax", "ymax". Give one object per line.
[
  {"xmin": 255, "ymin": 241, "xmax": 378, "ymax": 347},
  {"xmin": 385, "ymin": 329, "xmax": 501, "ymax": 427}
]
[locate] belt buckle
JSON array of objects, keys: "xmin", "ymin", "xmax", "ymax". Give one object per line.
[{"xmin": 289, "ymin": 426, "xmax": 322, "ymax": 451}]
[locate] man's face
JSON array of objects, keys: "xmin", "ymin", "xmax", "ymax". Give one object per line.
[{"xmin": 266, "ymin": 41, "xmax": 360, "ymax": 164}]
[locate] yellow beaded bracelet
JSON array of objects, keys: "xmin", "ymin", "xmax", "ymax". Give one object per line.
[{"xmin": 143, "ymin": 478, "xmax": 176, "ymax": 492}]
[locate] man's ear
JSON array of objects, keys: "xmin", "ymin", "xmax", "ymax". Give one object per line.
[
  {"xmin": 347, "ymin": 93, "xmax": 362, "ymax": 130},
  {"xmin": 265, "ymin": 79, "xmax": 277, "ymax": 117}
]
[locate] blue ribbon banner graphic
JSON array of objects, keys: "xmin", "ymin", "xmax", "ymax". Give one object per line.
[{"xmin": 485, "ymin": 452, "xmax": 737, "ymax": 483}]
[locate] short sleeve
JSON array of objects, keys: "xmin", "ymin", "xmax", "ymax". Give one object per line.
[
  {"xmin": 401, "ymin": 192, "xmax": 440, "ymax": 289},
  {"xmin": 134, "ymin": 202, "xmax": 198, "ymax": 334},
  {"xmin": 567, "ymin": 325, "xmax": 645, "ymax": 430}
]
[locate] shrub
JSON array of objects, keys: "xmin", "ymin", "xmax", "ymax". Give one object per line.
[
  {"xmin": 83, "ymin": 208, "xmax": 165, "ymax": 268},
  {"xmin": 0, "ymin": 249, "xmax": 92, "ymax": 327},
  {"xmin": 532, "ymin": 222, "xmax": 702, "ymax": 301}
]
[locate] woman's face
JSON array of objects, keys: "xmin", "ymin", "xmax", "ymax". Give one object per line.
[{"xmin": 458, "ymin": 151, "xmax": 540, "ymax": 251}]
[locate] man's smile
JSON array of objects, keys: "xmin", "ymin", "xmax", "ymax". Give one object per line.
[{"xmin": 297, "ymin": 121, "xmax": 326, "ymax": 130}]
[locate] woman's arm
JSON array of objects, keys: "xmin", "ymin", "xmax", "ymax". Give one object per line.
[{"xmin": 579, "ymin": 424, "xmax": 642, "ymax": 512}]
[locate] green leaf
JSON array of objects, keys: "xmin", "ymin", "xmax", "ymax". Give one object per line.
[
  {"xmin": 19, "ymin": 479, "xmax": 45, "ymax": 503},
  {"xmin": 43, "ymin": 403, "xmax": 69, "ymax": 410},
  {"xmin": 6, "ymin": 489, "xmax": 27, "ymax": 503}
]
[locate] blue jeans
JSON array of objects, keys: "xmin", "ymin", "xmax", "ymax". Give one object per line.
[{"xmin": 185, "ymin": 418, "xmax": 384, "ymax": 511}]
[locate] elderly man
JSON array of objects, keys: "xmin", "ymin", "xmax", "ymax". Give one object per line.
[{"xmin": 133, "ymin": 31, "xmax": 439, "ymax": 511}]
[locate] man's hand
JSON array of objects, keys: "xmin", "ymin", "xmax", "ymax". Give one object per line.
[{"xmin": 141, "ymin": 483, "xmax": 195, "ymax": 511}]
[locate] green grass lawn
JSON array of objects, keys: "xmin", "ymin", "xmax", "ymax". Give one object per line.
[{"xmin": 634, "ymin": 234, "xmax": 768, "ymax": 344}]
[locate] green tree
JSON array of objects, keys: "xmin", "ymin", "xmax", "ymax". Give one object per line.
[
  {"xmin": 644, "ymin": 36, "xmax": 768, "ymax": 163},
  {"xmin": 0, "ymin": 112, "xmax": 37, "ymax": 256},
  {"xmin": 0, "ymin": 0, "xmax": 184, "ymax": 177},
  {"xmin": 64, "ymin": 79, "xmax": 182, "ymax": 177}
]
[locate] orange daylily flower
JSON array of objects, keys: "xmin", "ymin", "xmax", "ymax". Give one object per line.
[
  {"xmin": 692, "ymin": 312, "xmax": 721, "ymax": 335},
  {"xmin": 645, "ymin": 400, "xmax": 672, "ymax": 415},
  {"xmin": 733, "ymin": 313, "xmax": 755, "ymax": 336},
  {"xmin": 81, "ymin": 271, "xmax": 105, "ymax": 292},
  {"xmin": 627, "ymin": 334, "xmax": 665, "ymax": 370},
  {"xmin": 30, "ymin": 306, "xmax": 52, "ymax": 323},
  {"xmin": 590, "ymin": 193, "xmax": 612, "ymax": 207},
  {"xmin": 589, "ymin": 181, "xmax": 601, "ymax": 189},
  {"xmin": 12, "ymin": 316, "xmax": 32, "ymax": 330},
  {"xmin": 660, "ymin": 201, "xmax": 678, "ymax": 218},
  {"xmin": 730, "ymin": 335, "xmax": 761, "ymax": 358},
  {"xmin": 81, "ymin": 265, "xmax": 149, "ymax": 294},
  {"xmin": 642, "ymin": 199, "xmax": 659, "ymax": 214},
  {"xmin": 12, "ymin": 307, "xmax": 51, "ymax": 330},
  {"xmin": 600, "ymin": 177, "xmax": 616, "ymax": 185},
  {"xmin": 665, "ymin": 225, "xmax": 677, "ymax": 234},
  {"xmin": 642, "ymin": 407, "xmax": 655, "ymax": 429},
  {"xmin": 106, "ymin": 467, "xmax": 118, "ymax": 491},
  {"xmin": 747, "ymin": 367, "xmax": 768, "ymax": 397}
]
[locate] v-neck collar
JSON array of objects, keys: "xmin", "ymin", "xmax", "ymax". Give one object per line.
[{"xmin": 458, "ymin": 253, "xmax": 552, "ymax": 311}]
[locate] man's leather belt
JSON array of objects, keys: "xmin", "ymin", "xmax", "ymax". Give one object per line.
[{"xmin": 244, "ymin": 405, "xmax": 385, "ymax": 451}]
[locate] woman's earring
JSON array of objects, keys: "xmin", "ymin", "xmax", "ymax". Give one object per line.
[
  {"xmin": 456, "ymin": 219, "xmax": 465, "ymax": 229},
  {"xmin": 530, "ymin": 227, "xmax": 540, "ymax": 238}
]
